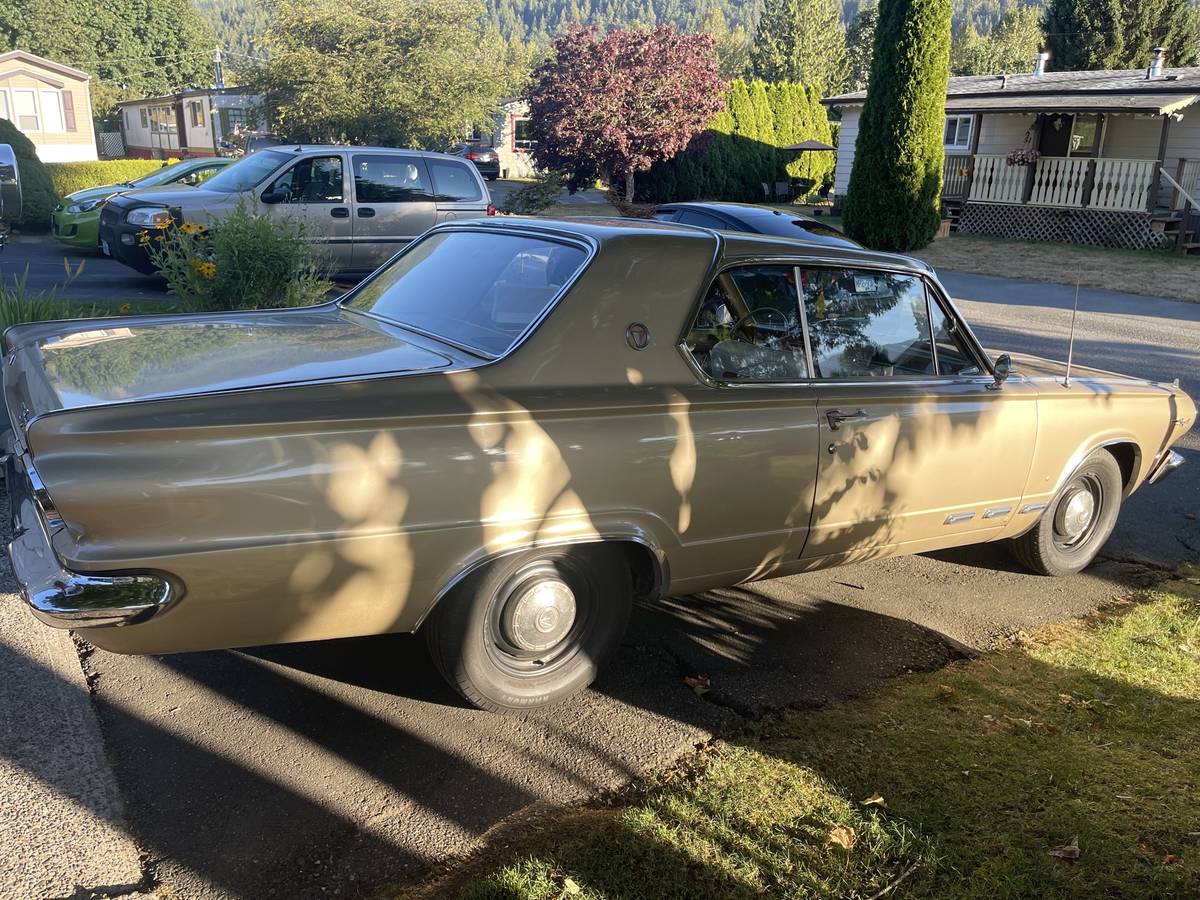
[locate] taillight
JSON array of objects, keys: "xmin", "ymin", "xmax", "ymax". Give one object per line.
[
  {"xmin": 486, "ymin": 204, "xmax": 496, "ymax": 216},
  {"xmin": 466, "ymin": 152, "xmax": 480, "ymax": 160}
]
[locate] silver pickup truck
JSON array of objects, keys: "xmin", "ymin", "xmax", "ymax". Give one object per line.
[{"xmin": 99, "ymin": 145, "xmax": 495, "ymax": 278}]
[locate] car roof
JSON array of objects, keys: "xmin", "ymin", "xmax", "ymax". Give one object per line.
[
  {"xmin": 662, "ymin": 200, "xmax": 818, "ymax": 221},
  {"xmin": 441, "ymin": 216, "xmax": 930, "ymax": 274},
  {"xmin": 258, "ymin": 144, "xmax": 470, "ymax": 161}
]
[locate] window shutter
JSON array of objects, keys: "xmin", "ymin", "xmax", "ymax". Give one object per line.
[{"xmin": 62, "ymin": 90, "xmax": 76, "ymax": 131}]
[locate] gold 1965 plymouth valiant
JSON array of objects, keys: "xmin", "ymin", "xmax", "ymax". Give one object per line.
[{"xmin": 3, "ymin": 218, "xmax": 1193, "ymax": 711}]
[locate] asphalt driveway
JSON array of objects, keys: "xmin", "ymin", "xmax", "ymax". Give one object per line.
[
  {"xmin": 0, "ymin": 236, "xmax": 167, "ymax": 301},
  {"xmin": 1, "ymin": 264, "xmax": 1197, "ymax": 898}
]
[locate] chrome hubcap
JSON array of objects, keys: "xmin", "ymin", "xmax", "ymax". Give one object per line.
[
  {"xmin": 1055, "ymin": 485, "xmax": 1097, "ymax": 544},
  {"xmin": 501, "ymin": 579, "xmax": 576, "ymax": 653}
]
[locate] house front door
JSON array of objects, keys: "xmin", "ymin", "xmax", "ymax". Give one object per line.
[{"xmin": 1038, "ymin": 114, "xmax": 1074, "ymax": 157}]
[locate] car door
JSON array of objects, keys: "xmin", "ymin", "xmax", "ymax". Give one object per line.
[
  {"xmin": 261, "ymin": 152, "xmax": 353, "ymax": 270},
  {"xmin": 798, "ymin": 264, "xmax": 1038, "ymax": 560},
  {"xmin": 673, "ymin": 265, "xmax": 822, "ymax": 584},
  {"xmin": 426, "ymin": 157, "xmax": 490, "ymax": 223},
  {"xmin": 349, "ymin": 152, "xmax": 437, "ymax": 272}
]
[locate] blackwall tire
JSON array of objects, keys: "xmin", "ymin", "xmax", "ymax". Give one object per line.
[
  {"xmin": 1010, "ymin": 449, "xmax": 1123, "ymax": 577},
  {"xmin": 424, "ymin": 544, "xmax": 632, "ymax": 713}
]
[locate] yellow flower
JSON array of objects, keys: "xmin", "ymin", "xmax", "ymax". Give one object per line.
[
  {"xmin": 198, "ymin": 261, "xmax": 216, "ymax": 279},
  {"xmin": 179, "ymin": 221, "xmax": 207, "ymax": 235},
  {"xmin": 136, "ymin": 231, "xmax": 150, "ymax": 245}
]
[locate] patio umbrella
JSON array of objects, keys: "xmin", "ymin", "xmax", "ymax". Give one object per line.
[{"xmin": 781, "ymin": 139, "xmax": 836, "ymax": 151}]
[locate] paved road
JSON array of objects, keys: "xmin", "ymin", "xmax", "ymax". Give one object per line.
[
  {"xmin": 0, "ymin": 236, "xmax": 167, "ymax": 302},
  {"xmin": 1, "ymin": 262, "xmax": 1197, "ymax": 898}
]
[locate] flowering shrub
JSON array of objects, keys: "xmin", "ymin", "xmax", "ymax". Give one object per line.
[
  {"xmin": 149, "ymin": 203, "xmax": 332, "ymax": 312},
  {"xmin": 1006, "ymin": 148, "xmax": 1040, "ymax": 167}
]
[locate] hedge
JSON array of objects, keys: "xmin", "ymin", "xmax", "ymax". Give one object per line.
[
  {"xmin": 637, "ymin": 78, "xmax": 835, "ymax": 204},
  {"xmin": 47, "ymin": 159, "xmax": 178, "ymax": 198},
  {"xmin": 0, "ymin": 119, "xmax": 57, "ymax": 232}
]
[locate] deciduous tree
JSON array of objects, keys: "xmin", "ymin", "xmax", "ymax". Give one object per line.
[
  {"xmin": 525, "ymin": 25, "xmax": 726, "ymax": 200},
  {"xmin": 254, "ymin": 0, "xmax": 520, "ymax": 147},
  {"xmin": 843, "ymin": 0, "xmax": 952, "ymax": 251}
]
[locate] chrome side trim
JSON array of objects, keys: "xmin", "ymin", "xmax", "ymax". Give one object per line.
[
  {"xmin": 982, "ymin": 506, "xmax": 1012, "ymax": 519},
  {"xmin": 1148, "ymin": 449, "xmax": 1184, "ymax": 485},
  {"xmin": 1020, "ymin": 502, "xmax": 1049, "ymax": 514},
  {"xmin": 944, "ymin": 511, "xmax": 975, "ymax": 525}
]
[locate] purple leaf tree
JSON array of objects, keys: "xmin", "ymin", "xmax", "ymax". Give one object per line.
[{"xmin": 526, "ymin": 25, "xmax": 728, "ymax": 201}]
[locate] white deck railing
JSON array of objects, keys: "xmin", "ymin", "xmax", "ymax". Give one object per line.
[
  {"xmin": 968, "ymin": 154, "xmax": 1026, "ymax": 203},
  {"xmin": 1172, "ymin": 159, "xmax": 1200, "ymax": 210},
  {"xmin": 964, "ymin": 154, "xmax": 1159, "ymax": 212}
]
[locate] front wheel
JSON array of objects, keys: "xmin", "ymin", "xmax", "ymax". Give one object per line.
[
  {"xmin": 424, "ymin": 545, "xmax": 632, "ymax": 712},
  {"xmin": 1010, "ymin": 449, "xmax": 1123, "ymax": 576}
]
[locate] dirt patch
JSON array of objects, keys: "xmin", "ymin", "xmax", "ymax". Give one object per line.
[{"xmin": 914, "ymin": 234, "xmax": 1200, "ymax": 303}]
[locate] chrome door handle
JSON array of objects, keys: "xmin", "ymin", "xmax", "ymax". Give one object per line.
[{"xmin": 826, "ymin": 408, "xmax": 868, "ymax": 431}]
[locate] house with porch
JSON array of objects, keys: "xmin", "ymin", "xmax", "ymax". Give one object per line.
[
  {"xmin": 116, "ymin": 87, "xmax": 263, "ymax": 159},
  {"xmin": 0, "ymin": 50, "xmax": 96, "ymax": 162},
  {"xmin": 823, "ymin": 51, "xmax": 1200, "ymax": 250}
]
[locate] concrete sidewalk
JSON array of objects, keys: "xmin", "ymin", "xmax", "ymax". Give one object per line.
[{"xmin": 0, "ymin": 541, "xmax": 147, "ymax": 898}]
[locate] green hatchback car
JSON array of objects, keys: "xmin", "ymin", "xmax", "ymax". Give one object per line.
[{"xmin": 51, "ymin": 157, "xmax": 233, "ymax": 250}]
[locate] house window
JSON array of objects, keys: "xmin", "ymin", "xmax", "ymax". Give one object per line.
[
  {"xmin": 189, "ymin": 101, "xmax": 204, "ymax": 128},
  {"xmin": 40, "ymin": 90, "xmax": 64, "ymax": 132},
  {"xmin": 149, "ymin": 106, "xmax": 176, "ymax": 133},
  {"xmin": 139, "ymin": 108, "xmax": 149, "ymax": 128},
  {"xmin": 513, "ymin": 117, "xmax": 535, "ymax": 151},
  {"xmin": 13, "ymin": 90, "xmax": 39, "ymax": 131},
  {"xmin": 943, "ymin": 115, "xmax": 973, "ymax": 150}
]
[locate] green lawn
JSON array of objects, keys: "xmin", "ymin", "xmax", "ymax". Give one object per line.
[{"xmin": 401, "ymin": 572, "xmax": 1200, "ymax": 900}]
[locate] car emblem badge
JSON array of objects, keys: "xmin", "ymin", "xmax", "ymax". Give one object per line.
[{"xmin": 625, "ymin": 322, "xmax": 650, "ymax": 351}]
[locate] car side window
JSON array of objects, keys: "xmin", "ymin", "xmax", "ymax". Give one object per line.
[
  {"xmin": 683, "ymin": 265, "xmax": 810, "ymax": 383},
  {"xmin": 427, "ymin": 159, "xmax": 483, "ymax": 202},
  {"xmin": 676, "ymin": 209, "xmax": 729, "ymax": 229},
  {"xmin": 800, "ymin": 268, "xmax": 937, "ymax": 378},
  {"xmin": 177, "ymin": 165, "xmax": 222, "ymax": 186},
  {"xmin": 927, "ymin": 292, "xmax": 981, "ymax": 375},
  {"xmin": 353, "ymin": 154, "xmax": 433, "ymax": 203},
  {"xmin": 269, "ymin": 155, "xmax": 344, "ymax": 203}
]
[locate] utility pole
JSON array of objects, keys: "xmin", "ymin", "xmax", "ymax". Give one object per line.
[{"xmin": 212, "ymin": 47, "xmax": 225, "ymax": 90}]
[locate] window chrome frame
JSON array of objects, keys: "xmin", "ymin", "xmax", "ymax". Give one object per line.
[{"xmin": 677, "ymin": 253, "xmax": 999, "ymax": 391}]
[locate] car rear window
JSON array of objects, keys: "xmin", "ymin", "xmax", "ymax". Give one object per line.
[{"xmin": 343, "ymin": 230, "xmax": 587, "ymax": 357}]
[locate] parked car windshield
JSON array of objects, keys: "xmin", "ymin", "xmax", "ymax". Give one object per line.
[
  {"xmin": 129, "ymin": 159, "xmax": 205, "ymax": 188},
  {"xmin": 201, "ymin": 150, "xmax": 292, "ymax": 193},
  {"xmin": 343, "ymin": 230, "xmax": 587, "ymax": 357}
]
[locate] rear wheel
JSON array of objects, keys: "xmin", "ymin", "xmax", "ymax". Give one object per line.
[
  {"xmin": 424, "ymin": 544, "xmax": 632, "ymax": 712},
  {"xmin": 1010, "ymin": 449, "xmax": 1123, "ymax": 576}
]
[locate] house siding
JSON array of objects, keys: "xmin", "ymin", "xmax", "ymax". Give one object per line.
[
  {"xmin": 1162, "ymin": 111, "xmax": 1200, "ymax": 204},
  {"xmin": 0, "ymin": 55, "xmax": 96, "ymax": 162},
  {"xmin": 975, "ymin": 113, "xmax": 1036, "ymax": 155},
  {"xmin": 833, "ymin": 106, "xmax": 859, "ymax": 195},
  {"xmin": 1102, "ymin": 114, "xmax": 1162, "ymax": 159}
]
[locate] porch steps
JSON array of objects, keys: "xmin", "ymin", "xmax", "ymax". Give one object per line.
[{"xmin": 940, "ymin": 198, "xmax": 966, "ymax": 234}]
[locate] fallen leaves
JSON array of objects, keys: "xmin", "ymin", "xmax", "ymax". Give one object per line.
[
  {"xmin": 861, "ymin": 793, "xmax": 888, "ymax": 809},
  {"xmin": 1048, "ymin": 836, "xmax": 1081, "ymax": 860},
  {"xmin": 826, "ymin": 825, "xmax": 858, "ymax": 852},
  {"xmin": 936, "ymin": 684, "xmax": 955, "ymax": 699},
  {"xmin": 682, "ymin": 675, "xmax": 710, "ymax": 696}
]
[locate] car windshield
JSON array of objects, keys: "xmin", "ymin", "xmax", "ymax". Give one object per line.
[
  {"xmin": 129, "ymin": 160, "xmax": 202, "ymax": 188},
  {"xmin": 343, "ymin": 230, "xmax": 588, "ymax": 357},
  {"xmin": 201, "ymin": 150, "xmax": 292, "ymax": 193}
]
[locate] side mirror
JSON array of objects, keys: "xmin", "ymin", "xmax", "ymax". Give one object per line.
[
  {"xmin": 260, "ymin": 187, "xmax": 286, "ymax": 204},
  {"xmin": 990, "ymin": 353, "xmax": 1012, "ymax": 390}
]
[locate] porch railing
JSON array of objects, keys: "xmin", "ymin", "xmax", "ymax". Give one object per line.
[
  {"xmin": 968, "ymin": 154, "xmax": 1026, "ymax": 204},
  {"xmin": 964, "ymin": 154, "xmax": 1159, "ymax": 212},
  {"xmin": 1173, "ymin": 159, "xmax": 1200, "ymax": 210},
  {"xmin": 942, "ymin": 153, "xmax": 973, "ymax": 199}
]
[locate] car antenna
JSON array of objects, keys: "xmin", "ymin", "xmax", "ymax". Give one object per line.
[{"xmin": 1063, "ymin": 281, "xmax": 1080, "ymax": 389}]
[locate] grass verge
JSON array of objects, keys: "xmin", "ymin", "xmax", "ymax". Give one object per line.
[
  {"xmin": 914, "ymin": 234, "xmax": 1200, "ymax": 303},
  {"xmin": 402, "ymin": 572, "xmax": 1200, "ymax": 900}
]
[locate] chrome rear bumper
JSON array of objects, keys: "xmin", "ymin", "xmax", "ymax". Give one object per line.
[
  {"xmin": 1148, "ymin": 449, "xmax": 1185, "ymax": 485},
  {"xmin": 5, "ymin": 444, "xmax": 174, "ymax": 629}
]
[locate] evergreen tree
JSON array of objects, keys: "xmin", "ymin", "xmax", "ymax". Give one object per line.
[
  {"xmin": 843, "ymin": 0, "xmax": 952, "ymax": 251},
  {"xmin": 845, "ymin": 2, "xmax": 879, "ymax": 90},
  {"xmin": 952, "ymin": 6, "xmax": 1043, "ymax": 75},
  {"xmin": 1042, "ymin": 0, "xmax": 1124, "ymax": 71},
  {"xmin": 749, "ymin": 0, "xmax": 848, "ymax": 91},
  {"xmin": 1121, "ymin": 0, "xmax": 1200, "ymax": 68}
]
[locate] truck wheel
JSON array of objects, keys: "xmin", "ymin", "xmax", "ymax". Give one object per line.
[
  {"xmin": 424, "ymin": 544, "xmax": 632, "ymax": 712},
  {"xmin": 1010, "ymin": 449, "xmax": 1123, "ymax": 577}
]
